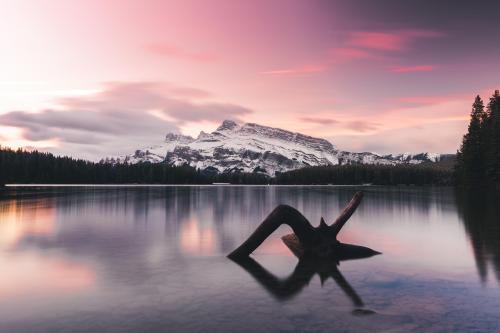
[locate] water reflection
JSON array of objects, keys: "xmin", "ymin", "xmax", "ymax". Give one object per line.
[
  {"xmin": 231, "ymin": 235, "xmax": 379, "ymax": 310},
  {"xmin": 180, "ymin": 218, "xmax": 218, "ymax": 255},
  {"xmin": 0, "ymin": 199, "xmax": 95, "ymax": 299},
  {"xmin": 455, "ymin": 189, "xmax": 500, "ymax": 283},
  {"xmin": 0, "ymin": 199, "xmax": 55, "ymax": 247},
  {"xmin": 0, "ymin": 186, "xmax": 490, "ymax": 282},
  {"xmin": 0, "ymin": 186, "xmax": 500, "ymax": 332}
]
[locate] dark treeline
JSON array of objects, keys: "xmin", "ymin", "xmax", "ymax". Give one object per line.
[
  {"xmin": 0, "ymin": 146, "xmax": 269, "ymax": 185},
  {"xmin": 0, "ymin": 146, "xmax": 452, "ymax": 185},
  {"xmin": 275, "ymin": 164, "xmax": 452, "ymax": 185},
  {"xmin": 455, "ymin": 90, "xmax": 500, "ymax": 187},
  {"xmin": 0, "ymin": 146, "xmax": 206, "ymax": 184}
]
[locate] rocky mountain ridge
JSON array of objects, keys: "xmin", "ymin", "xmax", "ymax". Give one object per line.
[{"xmin": 104, "ymin": 120, "xmax": 444, "ymax": 176}]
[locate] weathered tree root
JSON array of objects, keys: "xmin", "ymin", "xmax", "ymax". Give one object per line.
[{"xmin": 228, "ymin": 191, "xmax": 371, "ymax": 259}]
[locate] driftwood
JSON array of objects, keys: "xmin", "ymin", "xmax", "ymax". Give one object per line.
[
  {"xmin": 228, "ymin": 191, "xmax": 374, "ymax": 259},
  {"xmin": 229, "ymin": 191, "xmax": 379, "ymax": 312}
]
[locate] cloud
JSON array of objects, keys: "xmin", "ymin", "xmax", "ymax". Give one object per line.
[
  {"xmin": 259, "ymin": 29, "xmax": 444, "ymax": 76},
  {"xmin": 331, "ymin": 120, "xmax": 466, "ymax": 155},
  {"xmin": 330, "ymin": 47, "xmax": 378, "ymax": 61},
  {"xmin": 147, "ymin": 44, "xmax": 216, "ymax": 63},
  {"xmin": 299, "ymin": 116, "xmax": 339, "ymax": 125},
  {"xmin": 166, "ymin": 86, "xmax": 213, "ymax": 99},
  {"xmin": 393, "ymin": 95, "xmax": 451, "ymax": 107},
  {"xmin": 328, "ymin": 47, "xmax": 386, "ymax": 66},
  {"xmin": 389, "ymin": 65, "xmax": 435, "ymax": 73},
  {"xmin": 325, "ymin": 29, "xmax": 444, "ymax": 68},
  {"xmin": 260, "ymin": 64, "xmax": 327, "ymax": 76},
  {"xmin": 162, "ymin": 100, "xmax": 251, "ymax": 123},
  {"xmin": 0, "ymin": 108, "xmax": 178, "ymax": 159},
  {"xmin": 1, "ymin": 109, "xmax": 172, "ymax": 143},
  {"xmin": 296, "ymin": 90, "xmax": 473, "ymax": 144},
  {"xmin": 348, "ymin": 32, "xmax": 407, "ymax": 51},
  {"xmin": 345, "ymin": 120, "xmax": 381, "ymax": 133},
  {"xmin": 56, "ymin": 82, "xmax": 251, "ymax": 124},
  {"xmin": 347, "ymin": 29, "xmax": 444, "ymax": 51},
  {"xmin": 0, "ymin": 82, "xmax": 253, "ymax": 160}
]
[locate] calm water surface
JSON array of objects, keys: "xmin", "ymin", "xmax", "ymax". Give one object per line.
[{"xmin": 0, "ymin": 186, "xmax": 499, "ymax": 332}]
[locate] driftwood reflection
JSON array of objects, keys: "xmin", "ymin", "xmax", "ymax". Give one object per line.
[{"xmin": 230, "ymin": 235, "xmax": 380, "ymax": 312}]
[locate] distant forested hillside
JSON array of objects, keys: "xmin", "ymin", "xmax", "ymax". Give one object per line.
[
  {"xmin": 0, "ymin": 146, "xmax": 208, "ymax": 184},
  {"xmin": 0, "ymin": 146, "xmax": 453, "ymax": 186},
  {"xmin": 275, "ymin": 164, "xmax": 453, "ymax": 185}
]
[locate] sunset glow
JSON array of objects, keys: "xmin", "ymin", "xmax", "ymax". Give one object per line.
[
  {"xmin": 179, "ymin": 218, "xmax": 218, "ymax": 256},
  {"xmin": 1, "ymin": 0, "xmax": 499, "ymax": 159},
  {"xmin": 0, "ymin": 199, "xmax": 95, "ymax": 299}
]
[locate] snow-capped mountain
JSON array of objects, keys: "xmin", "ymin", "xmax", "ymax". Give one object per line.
[{"xmin": 103, "ymin": 120, "xmax": 444, "ymax": 176}]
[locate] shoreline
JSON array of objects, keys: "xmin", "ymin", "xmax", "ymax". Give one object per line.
[
  {"xmin": 4, "ymin": 183, "xmax": 376, "ymax": 188},
  {"xmin": 3, "ymin": 183, "xmax": 454, "ymax": 188}
]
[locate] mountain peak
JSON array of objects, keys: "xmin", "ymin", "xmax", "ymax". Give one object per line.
[
  {"xmin": 111, "ymin": 121, "xmax": 443, "ymax": 176},
  {"xmin": 216, "ymin": 119, "xmax": 239, "ymax": 132},
  {"xmin": 165, "ymin": 133, "xmax": 194, "ymax": 143}
]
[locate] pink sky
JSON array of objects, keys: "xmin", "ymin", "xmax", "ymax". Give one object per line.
[{"xmin": 1, "ymin": 0, "xmax": 499, "ymax": 159}]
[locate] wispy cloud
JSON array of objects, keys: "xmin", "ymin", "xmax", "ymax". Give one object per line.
[
  {"xmin": 346, "ymin": 120, "xmax": 381, "ymax": 133},
  {"xmin": 347, "ymin": 29, "xmax": 444, "ymax": 51},
  {"xmin": 300, "ymin": 116, "xmax": 338, "ymax": 125},
  {"xmin": 348, "ymin": 32, "xmax": 407, "ymax": 51},
  {"xmin": 330, "ymin": 47, "xmax": 378, "ymax": 61},
  {"xmin": 389, "ymin": 65, "xmax": 436, "ymax": 73},
  {"xmin": 260, "ymin": 64, "xmax": 327, "ymax": 76},
  {"xmin": 0, "ymin": 82, "xmax": 252, "ymax": 160},
  {"xmin": 58, "ymin": 82, "xmax": 252, "ymax": 125},
  {"xmin": 393, "ymin": 95, "xmax": 451, "ymax": 107},
  {"xmin": 297, "ymin": 90, "xmax": 472, "ymax": 140},
  {"xmin": 259, "ymin": 28, "xmax": 444, "ymax": 78},
  {"xmin": 324, "ymin": 29, "xmax": 445, "ymax": 69}
]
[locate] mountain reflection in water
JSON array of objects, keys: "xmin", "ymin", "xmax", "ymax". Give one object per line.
[{"xmin": 0, "ymin": 186, "xmax": 499, "ymax": 333}]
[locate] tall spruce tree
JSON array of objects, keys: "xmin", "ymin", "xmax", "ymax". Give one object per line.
[
  {"xmin": 456, "ymin": 95, "xmax": 487, "ymax": 186},
  {"xmin": 485, "ymin": 90, "xmax": 500, "ymax": 183}
]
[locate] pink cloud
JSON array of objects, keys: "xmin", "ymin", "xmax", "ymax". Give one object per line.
[
  {"xmin": 260, "ymin": 64, "xmax": 327, "ymax": 76},
  {"xmin": 389, "ymin": 65, "xmax": 436, "ymax": 73},
  {"xmin": 330, "ymin": 47, "xmax": 379, "ymax": 61},
  {"xmin": 147, "ymin": 44, "xmax": 216, "ymax": 63},
  {"xmin": 346, "ymin": 121, "xmax": 381, "ymax": 133},
  {"xmin": 349, "ymin": 32, "xmax": 406, "ymax": 51},
  {"xmin": 300, "ymin": 116, "xmax": 338, "ymax": 125},
  {"xmin": 347, "ymin": 29, "xmax": 444, "ymax": 51},
  {"xmin": 394, "ymin": 95, "xmax": 450, "ymax": 106},
  {"xmin": 391, "ymin": 90, "xmax": 480, "ymax": 108},
  {"xmin": 333, "ymin": 47, "xmax": 373, "ymax": 59},
  {"xmin": 260, "ymin": 29, "xmax": 444, "ymax": 78}
]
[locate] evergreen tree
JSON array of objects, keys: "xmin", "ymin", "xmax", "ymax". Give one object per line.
[
  {"xmin": 485, "ymin": 90, "xmax": 500, "ymax": 183},
  {"xmin": 455, "ymin": 95, "xmax": 487, "ymax": 186}
]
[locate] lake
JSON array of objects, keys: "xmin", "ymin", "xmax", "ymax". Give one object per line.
[{"xmin": 0, "ymin": 186, "xmax": 499, "ymax": 332}]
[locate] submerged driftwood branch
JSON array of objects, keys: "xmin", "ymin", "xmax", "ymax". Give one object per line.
[
  {"xmin": 330, "ymin": 191, "xmax": 364, "ymax": 237},
  {"xmin": 227, "ymin": 191, "xmax": 367, "ymax": 259},
  {"xmin": 227, "ymin": 205, "xmax": 316, "ymax": 259}
]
